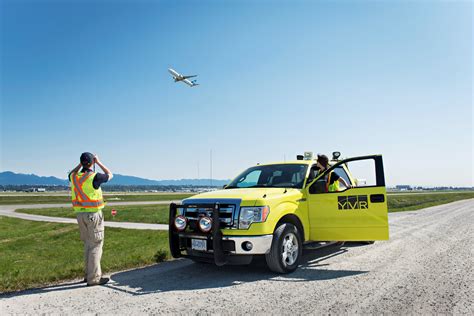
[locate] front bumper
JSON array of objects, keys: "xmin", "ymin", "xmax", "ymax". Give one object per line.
[
  {"xmin": 179, "ymin": 233, "xmax": 273, "ymax": 255},
  {"xmin": 223, "ymin": 234, "xmax": 273, "ymax": 254},
  {"xmin": 169, "ymin": 203, "xmax": 273, "ymax": 265}
]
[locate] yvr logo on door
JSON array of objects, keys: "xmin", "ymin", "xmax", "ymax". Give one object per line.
[{"xmin": 338, "ymin": 195, "xmax": 368, "ymax": 210}]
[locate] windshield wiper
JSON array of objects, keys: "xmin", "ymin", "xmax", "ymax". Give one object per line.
[{"xmin": 224, "ymin": 186, "xmax": 238, "ymax": 189}]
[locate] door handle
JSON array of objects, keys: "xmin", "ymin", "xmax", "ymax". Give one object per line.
[{"xmin": 370, "ymin": 194, "xmax": 385, "ymax": 203}]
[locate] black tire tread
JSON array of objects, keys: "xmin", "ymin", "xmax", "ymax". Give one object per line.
[{"xmin": 265, "ymin": 223, "xmax": 301, "ymax": 274}]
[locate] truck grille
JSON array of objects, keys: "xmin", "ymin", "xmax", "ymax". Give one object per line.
[{"xmin": 184, "ymin": 204, "xmax": 235, "ymax": 227}]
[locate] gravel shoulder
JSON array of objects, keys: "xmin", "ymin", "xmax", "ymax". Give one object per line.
[{"xmin": 1, "ymin": 199, "xmax": 473, "ymax": 314}]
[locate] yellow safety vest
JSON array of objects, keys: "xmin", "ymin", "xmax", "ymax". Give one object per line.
[
  {"xmin": 71, "ymin": 171, "xmax": 105, "ymax": 212},
  {"xmin": 326, "ymin": 171, "xmax": 340, "ymax": 192}
]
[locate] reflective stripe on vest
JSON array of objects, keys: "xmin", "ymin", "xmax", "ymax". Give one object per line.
[
  {"xmin": 72, "ymin": 200, "xmax": 104, "ymax": 207},
  {"xmin": 71, "ymin": 171, "xmax": 104, "ymax": 211}
]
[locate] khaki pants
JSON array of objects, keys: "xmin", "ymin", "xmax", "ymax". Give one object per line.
[{"xmin": 76, "ymin": 210, "xmax": 105, "ymax": 284}]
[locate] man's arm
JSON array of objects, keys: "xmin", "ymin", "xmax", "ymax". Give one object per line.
[
  {"xmin": 94, "ymin": 155, "xmax": 113, "ymax": 180},
  {"xmin": 338, "ymin": 177, "xmax": 351, "ymax": 189},
  {"xmin": 68, "ymin": 163, "xmax": 82, "ymax": 180}
]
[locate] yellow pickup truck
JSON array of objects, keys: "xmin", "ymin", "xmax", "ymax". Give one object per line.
[{"xmin": 169, "ymin": 152, "xmax": 389, "ymax": 273}]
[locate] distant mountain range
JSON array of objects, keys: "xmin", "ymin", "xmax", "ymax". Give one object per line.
[{"xmin": 0, "ymin": 171, "xmax": 229, "ymax": 187}]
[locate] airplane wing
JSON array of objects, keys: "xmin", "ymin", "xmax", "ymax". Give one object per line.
[
  {"xmin": 183, "ymin": 79, "xmax": 198, "ymax": 87},
  {"xmin": 168, "ymin": 68, "xmax": 181, "ymax": 77},
  {"xmin": 182, "ymin": 75, "xmax": 197, "ymax": 79}
]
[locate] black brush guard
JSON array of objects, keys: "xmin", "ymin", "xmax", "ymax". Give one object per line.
[{"xmin": 169, "ymin": 202, "xmax": 227, "ymax": 266}]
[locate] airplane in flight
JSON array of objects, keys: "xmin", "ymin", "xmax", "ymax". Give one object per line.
[{"xmin": 168, "ymin": 68, "xmax": 199, "ymax": 87}]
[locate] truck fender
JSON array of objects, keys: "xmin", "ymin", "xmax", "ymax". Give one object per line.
[{"xmin": 275, "ymin": 214, "xmax": 305, "ymax": 243}]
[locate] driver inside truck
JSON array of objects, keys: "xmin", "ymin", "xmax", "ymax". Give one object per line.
[{"xmin": 316, "ymin": 154, "xmax": 351, "ymax": 192}]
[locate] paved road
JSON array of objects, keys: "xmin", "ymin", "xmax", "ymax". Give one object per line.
[
  {"xmin": 0, "ymin": 201, "xmax": 178, "ymax": 230},
  {"xmin": 1, "ymin": 199, "xmax": 472, "ymax": 314}
]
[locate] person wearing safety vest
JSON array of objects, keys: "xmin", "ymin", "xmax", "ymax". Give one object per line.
[
  {"xmin": 69, "ymin": 152, "xmax": 113, "ymax": 286},
  {"xmin": 316, "ymin": 154, "xmax": 351, "ymax": 192}
]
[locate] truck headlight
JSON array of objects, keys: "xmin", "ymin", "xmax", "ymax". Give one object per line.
[
  {"xmin": 174, "ymin": 215, "xmax": 187, "ymax": 231},
  {"xmin": 198, "ymin": 216, "xmax": 213, "ymax": 233},
  {"xmin": 239, "ymin": 206, "xmax": 270, "ymax": 229}
]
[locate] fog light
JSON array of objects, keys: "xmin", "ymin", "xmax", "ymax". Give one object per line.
[
  {"xmin": 198, "ymin": 216, "xmax": 212, "ymax": 233},
  {"xmin": 174, "ymin": 215, "xmax": 187, "ymax": 231},
  {"xmin": 242, "ymin": 241, "xmax": 253, "ymax": 251}
]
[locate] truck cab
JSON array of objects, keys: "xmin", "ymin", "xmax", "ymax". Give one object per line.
[{"xmin": 169, "ymin": 152, "xmax": 389, "ymax": 273}]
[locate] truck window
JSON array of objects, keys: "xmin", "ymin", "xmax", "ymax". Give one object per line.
[
  {"xmin": 334, "ymin": 166, "xmax": 351, "ymax": 186},
  {"xmin": 306, "ymin": 165, "xmax": 319, "ymax": 184},
  {"xmin": 309, "ymin": 166, "xmax": 351, "ymax": 194},
  {"xmin": 227, "ymin": 164, "xmax": 308, "ymax": 189},
  {"xmin": 235, "ymin": 170, "xmax": 262, "ymax": 188},
  {"xmin": 345, "ymin": 159, "xmax": 377, "ymax": 187}
]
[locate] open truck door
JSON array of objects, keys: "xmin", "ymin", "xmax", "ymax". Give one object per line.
[{"xmin": 306, "ymin": 155, "xmax": 389, "ymax": 241}]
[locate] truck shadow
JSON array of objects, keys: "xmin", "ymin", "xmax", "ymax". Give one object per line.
[
  {"xmin": 2, "ymin": 243, "xmax": 369, "ymax": 298},
  {"xmin": 105, "ymin": 242, "xmax": 369, "ymax": 296}
]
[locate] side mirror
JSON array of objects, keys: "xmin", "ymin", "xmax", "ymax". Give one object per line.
[{"xmin": 222, "ymin": 184, "xmax": 228, "ymax": 189}]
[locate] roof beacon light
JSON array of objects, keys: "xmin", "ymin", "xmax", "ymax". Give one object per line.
[
  {"xmin": 304, "ymin": 152, "xmax": 313, "ymax": 161},
  {"xmin": 332, "ymin": 151, "xmax": 341, "ymax": 160}
]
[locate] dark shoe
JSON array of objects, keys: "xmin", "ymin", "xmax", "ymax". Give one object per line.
[
  {"xmin": 82, "ymin": 277, "xmax": 87, "ymax": 283},
  {"xmin": 87, "ymin": 277, "xmax": 109, "ymax": 286}
]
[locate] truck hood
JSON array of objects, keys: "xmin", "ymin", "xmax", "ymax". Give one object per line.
[{"xmin": 183, "ymin": 188, "xmax": 301, "ymax": 206}]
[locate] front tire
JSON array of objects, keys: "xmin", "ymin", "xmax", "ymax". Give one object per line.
[{"xmin": 265, "ymin": 223, "xmax": 302, "ymax": 273}]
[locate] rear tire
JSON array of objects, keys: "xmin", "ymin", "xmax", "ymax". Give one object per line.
[{"xmin": 265, "ymin": 223, "xmax": 302, "ymax": 273}]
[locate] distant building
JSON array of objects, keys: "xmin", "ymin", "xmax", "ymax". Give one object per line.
[
  {"xmin": 37, "ymin": 188, "xmax": 46, "ymax": 192},
  {"xmin": 395, "ymin": 185, "xmax": 412, "ymax": 191}
]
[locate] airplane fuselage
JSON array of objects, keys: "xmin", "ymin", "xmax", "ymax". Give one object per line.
[{"xmin": 168, "ymin": 68, "xmax": 198, "ymax": 87}]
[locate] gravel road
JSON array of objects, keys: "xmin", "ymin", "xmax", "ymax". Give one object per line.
[{"xmin": 1, "ymin": 199, "xmax": 473, "ymax": 314}]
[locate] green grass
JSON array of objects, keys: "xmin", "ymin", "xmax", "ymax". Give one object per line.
[
  {"xmin": 387, "ymin": 191, "xmax": 474, "ymax": 212},
  {"xmin": 0, "ymin": 193, "xmax": 192, "ymax": 205},
  {"xmin": 17, "ymin": 204, "xmax": 170, "ymax": 224},
  {"xmin": 0, "ymin": 216, "xmax": 170, "ymax": 293}
]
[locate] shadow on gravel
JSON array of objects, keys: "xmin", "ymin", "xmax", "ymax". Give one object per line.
[
  {"xmin": 2, "ymin": 243, "xmax": 369, "ymax": 298},
  {"xmin": 105, "ymin": 242, "xmax": 369, "ymax": 296},
  {"xmin": 0, "ymin": 280, "xmax": 86, "ymax": 299}
]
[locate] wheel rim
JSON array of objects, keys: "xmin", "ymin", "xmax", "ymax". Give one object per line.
[{"xmin": 281, "ymin": 232, "xmax": 299, "ymax": 267}]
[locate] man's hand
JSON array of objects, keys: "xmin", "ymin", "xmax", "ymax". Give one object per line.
[{"xmin": 93, "ymin": 154, "xmax": 113, "ymax": 180}]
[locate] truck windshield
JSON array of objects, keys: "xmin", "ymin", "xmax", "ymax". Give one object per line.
[{"xmin": 226, "ymin": 164, "xmax": 308, "ymax": 189}]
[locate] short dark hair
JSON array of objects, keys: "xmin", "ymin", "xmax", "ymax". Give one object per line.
[
  {"xmin": 317, "ymin": 154, "xmax": 329, "ymax": 168},
  {"xmin": 80, "ymin": 152, "xmax": 94, "ymax": 167}
]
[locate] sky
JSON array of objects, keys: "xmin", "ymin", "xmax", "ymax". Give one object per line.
[{"xmin": 0, "ymin": 0, "xmax": 472, "ymax": 187}]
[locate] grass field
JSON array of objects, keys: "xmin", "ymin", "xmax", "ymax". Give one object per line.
[
  {"xmin": 387, "ymin": 191, "xmax": 474, "ymax": 212},
  {"xmin": 0, "ymin": 193, "xmax": 193, "ymax": 205},
  {"xmin": 14, "ymin": 192, "xmax": 474, "ymax": 224},
  {"xmin": 17, "ymin": 204, "xmax": 170, "ymax": 224},
  {"xmin": 0, "ymin": 216, "xmax": 170, "ymax": 293}
]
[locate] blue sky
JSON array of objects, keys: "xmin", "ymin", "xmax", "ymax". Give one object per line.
[{"xmin": 1, "ymin": 0, "xmax": 472, "ymax": 186}]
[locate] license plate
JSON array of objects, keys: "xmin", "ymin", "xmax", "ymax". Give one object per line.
[{"xmin": 191, "ymin": 239, "xmax": 207, "ymax": 251}]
